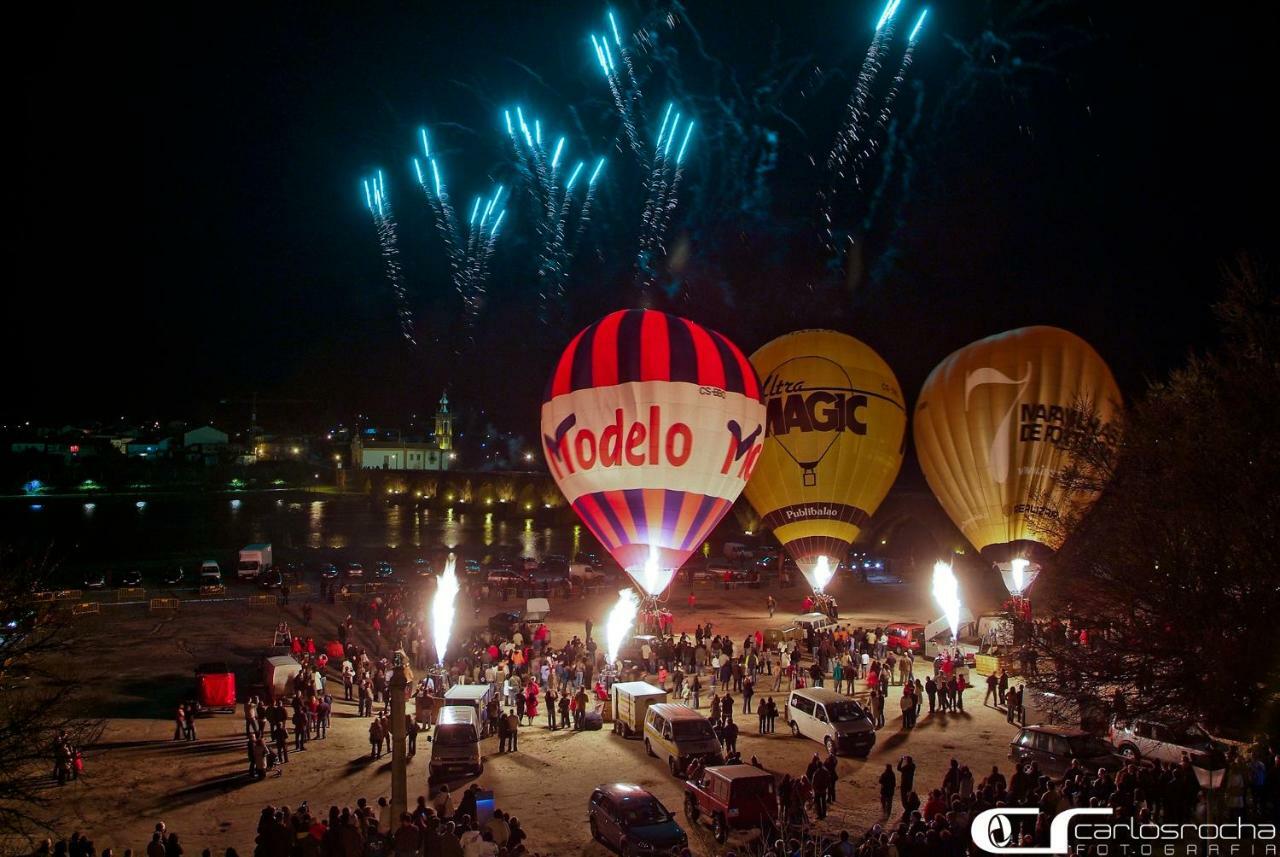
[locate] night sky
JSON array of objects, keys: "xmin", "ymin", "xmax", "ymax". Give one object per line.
[{"xmin": 14, "ymin": 1, "xmax": 1273, "ymax": 437}]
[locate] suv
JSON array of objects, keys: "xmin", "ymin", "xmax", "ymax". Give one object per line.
[
  {"xmin": 1010, "ymin": 725, "xmax": 1120, "ymax": 776},
  {"xmin": 1108, "ymin": 718, "xmax": 1226, "ymax": 768},
  {"xmin": 588, "ymin": 784, "xmax": 687, "ymax": 856},
  {"xmin": 683, "ymin": 764, "xmax": 778, "ymax": 844},
  {"xmin": 885, "ymin": 622, "xmax": 925, "ymax": 654}
]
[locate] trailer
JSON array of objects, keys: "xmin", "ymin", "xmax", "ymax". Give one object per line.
[{"xmin": 610, "ymin": 681, "xmax": 669, "ymax": 738}]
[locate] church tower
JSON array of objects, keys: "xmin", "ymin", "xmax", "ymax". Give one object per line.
[{"xmin": 434, "ymin": 392, "xmax": 453, "ymax": 451}]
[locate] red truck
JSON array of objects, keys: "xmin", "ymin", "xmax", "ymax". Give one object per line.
[{"xmin": 683, "ymin": 764, "xmax": 778, "ymax": 844}]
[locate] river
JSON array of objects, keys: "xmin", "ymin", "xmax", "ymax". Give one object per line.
[{"xmin": 0, "ymin": 493, "xmax": 589, "ymax": 579}]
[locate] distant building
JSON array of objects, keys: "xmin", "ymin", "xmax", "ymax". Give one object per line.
[
  {"xmin": 253, "ymin": 436, "xmax": 311, "ymax": 462},
  {"xmin": 183, "ymin": 425, "xmax": 229, "ymax": 465},
  {"xmin": 126, "ymin": 437, "xmax": 171, "ymax": 458},
  {"xmin": 434, "ymin": 393, "xmax": 453, "ymax": 451},
  {"xmin": 352, "ymin": 393, "xmax": 454, "ymax": 471},
  {"xmin": 184, "ymin": 426, "xmax": 229, "ymax": 448}
]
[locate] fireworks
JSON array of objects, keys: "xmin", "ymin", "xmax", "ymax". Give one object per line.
[
  {"xmin": 432, "ymin": 553, "xmax": 461, "ymax": 666},
  {"xmin": 605, "ymin": 587, "xmax": 641, "ymax": 667},
  {"xmin": 413, "ymin": 127, "xmax": 509, "ymax": 340},
  {"xmin": 500, "ymin": 106, "xmax": 605, "ymax": 323},
  {"xmin": 818, "ymin": 1, "xmax": 927, "ymax": 258},
  {"xmin": 360, "ymin": 171, "xmax": 417, "ymax": 346},
  {"xmin": 586, "ymin": 10, "xmax": 697, "ymax": 295}
]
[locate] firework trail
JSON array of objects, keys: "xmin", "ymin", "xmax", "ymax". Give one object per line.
[
  {"xmin": 817, "ymin": 0, "xmax": 905, "ymax": 255},
  {"xmin": 592, "ymin": 14, "xmax": 646, "ymax": 162},
  {"xmin": 585, "ymin": 10, "xmax": 696, "ymax": 295},
  {"xmin": 503, "ymin": 108, "xmax": 605, "ymax": 322},
  {"xmin": 856, "ymin": 9, "xmax": 927, "ymax": 179},
  {"xmin": 412, "ymin": 127, "xmax": 508, "ymax": 340},
  {"xmin": 361, "ymin": 171, "xmax": 418, "ymax": 346}
]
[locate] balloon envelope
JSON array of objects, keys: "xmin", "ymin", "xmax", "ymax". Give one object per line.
[
  {"xmin": 744, "ymin": 330, "xmax": 907, "ymax": 591},
  {"xmin": 913, "ymin": 325, "xmax": 1122, "ymax": 572},
  {"xmin": 541, "ymin": 310, "xmax": 766, "ymax": 597}
]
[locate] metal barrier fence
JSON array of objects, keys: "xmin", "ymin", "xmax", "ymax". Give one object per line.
[
  {"xmin": 72, "ymin": 602, "xmax": 101, "ymax": 616},
  {"xmin": 55, "ymin": 589, "xmax": 84, "ymax": 601},
  {"xmin": 117, "ymin": 587, "xmax": 147, "ymax": 601},
  {"xmin": 199, "ymin": 585, "xmax": 226, "ymax": 597},
  {"xmin": 148, "ymin": 597, "xmax": 180, "ymax": 612},
  {"xmin": 248, "ymin": 594, "xmax": 276, "ymax": 607}
]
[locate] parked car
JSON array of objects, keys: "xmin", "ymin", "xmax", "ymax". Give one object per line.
[
  {"xmin": 373, "ymin": 561, "xmax": 395, "ymax": 580},
  {"xmin": 529, "ymin": 557, "xmax": 570, "ymax": 584},
  {"xmin": 683, "ymin": 764, "xmax": 778, "ymax": 844},
  {"xmin": 118, "ymin": 570, "xmax": 144, "ymax": 588},
  {"xmin": 644, "ymin": 704, "xmax": 724, "ymax": 777},
  {"xmin": 162, "ymin": 567, "xmax": 185, "ymax": 586},
  {"xmin": 1010, "ymin": 724, "xmax": 1120, "ymax": 777},
  {"xmin": 486, "ymin": 568, "xmax": 526, "ymax": 587},
  {"xmin": 345, "ymin": 562, "xmax": 365, "ymax": 579},
  {"xmin": 569, "ymin": 563, "xmax": 606, "ymax": 585},
  {"xmin": 199, "ymin": 560, "xmax": 223, "ymax": 586},
  {"xmin": 1107, "ymin": 717, "xmax": 1226, "ymax": 768},
  {"xmin": 885, "ymin": 622, "xmax": 926, "ymax": 654},
  {"xmin": 317, "ymin": 563, "xmax": 340, "ymax": 580},
  {"xmin": 257, "ymin": 568, "xmax": 284, "ymax": 589},
  {"xmin": 412, "ymin": 558, "xmax": 433, "ymax": 576},
  {"xmin": 83, "ymin": 571, "xmax": 107, "ymax": 590},
  {"xmin": 279, "ymin": 561, "xmax": 304, "ymax": 583},
  {"xmin": 488, "ymin": 611, "xmax": 522, "ymax": 636},
  {"xmin": 463, "ymin": 559, "xmax": 483, "ymax": 577},
  {"xmin": 574, "ymin": 551, "xmax": 604, "ymax": 568},
  {"xmin": 588, "ymin": 784, "xmax": 687, "ymax": 856},
  {"xmin": 785, "ymin": 687, "xmax": 876, "ymax": 756}
]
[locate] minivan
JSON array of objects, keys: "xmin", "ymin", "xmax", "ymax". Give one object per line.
[
  {"xmin": 785, "ymin": 687, "xmax": 876, "ymax": 757},
  {"xmin": 199, "ymin": 560, "xmax": 222, "ymax": 587},
  {"xmin": 643, "ymin": 704, "xmax": 724, "ymax": 778},
  {"xmin": 429, "ymin": 705, "xmax": 483, "ymax": 781}
]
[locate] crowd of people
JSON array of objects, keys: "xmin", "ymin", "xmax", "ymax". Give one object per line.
[
  {"xmin": 28, "ymin": 790, "xmax": 543, "ymax": 857},
  {"xmin": 36, "ymin": 575, "xmax": 1280, "ymax": 856}
]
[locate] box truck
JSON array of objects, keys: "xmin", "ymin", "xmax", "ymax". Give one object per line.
[{"xmin": 237, "ymin": 544, "xmax": 273, "ymax": 581}]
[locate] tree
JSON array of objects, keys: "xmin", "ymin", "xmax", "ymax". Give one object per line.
[
  {"xmin": 0, "ymin": 549, "xmax": 105, "ymax": 843},
  {"xmin": 1021, "ymin": 256, "xmax": 1280, "ymax": 736}
]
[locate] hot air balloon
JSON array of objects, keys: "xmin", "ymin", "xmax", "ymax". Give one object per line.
[
  {"xmin": 744, "ymin": 330, "xmax": 907, "ymax": 593},
  {"xmin": 541, "ymin": 309, "xmax": 766, "ymax": 606},
  {"xmin": 913, "ymin": 326, "xmax": 1122, "ymax": 598}
]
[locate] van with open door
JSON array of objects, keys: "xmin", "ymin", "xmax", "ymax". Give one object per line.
[{"xmin": 785, "ymin": 687, "xmax": 876, "ymax": 756}]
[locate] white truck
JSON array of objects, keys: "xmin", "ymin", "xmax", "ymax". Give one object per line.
[{"xmin": 237, "ymin": 544, "xmax": 273, "ymax": 581}]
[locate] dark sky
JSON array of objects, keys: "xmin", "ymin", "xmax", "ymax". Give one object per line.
[{"xmin": 13, "ymin": 1, "xmax": 1274, "ymax": 435}]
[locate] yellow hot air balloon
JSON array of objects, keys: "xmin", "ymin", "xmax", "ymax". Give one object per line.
[
  {"xmin": 913, "ymin": 326, "xmax": 1122, "ymax": 595},
  {"xmin": 745, "ymin": 330, "xmax": 907, "ymax": 592}
]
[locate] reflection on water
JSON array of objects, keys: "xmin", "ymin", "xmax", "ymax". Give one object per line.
[{"xmin": 0, "ymin": 494, "xmax": 587, "ymax": 571}]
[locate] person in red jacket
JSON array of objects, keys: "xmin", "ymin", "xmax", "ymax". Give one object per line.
[{"xmin": 921, "ymin": 788, "xmax": 947, "ymax": 820}]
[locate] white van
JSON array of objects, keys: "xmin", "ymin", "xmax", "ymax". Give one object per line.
[
  {"xmin": 199, "ymin": 560, "xmax": 222, "ymax": 586},
  {"xmin": 785, "ymin": 687, "xmax": 876, "ymax": 757},
  {"xmin": 429, "ymin": 705, "xmax": 483, "ymax": 781},
  {"xmin": 791, "ymin": 612, "xmax": 838, "ymax": 635},
  {"xmin": 643, "ymin": 704, "xmax": 724, "ymax": 777}
]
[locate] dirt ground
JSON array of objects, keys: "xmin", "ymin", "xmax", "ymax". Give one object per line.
[{"xmin": 27, "ymin": 573, "xmax": 1028, "ymax": 855}]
